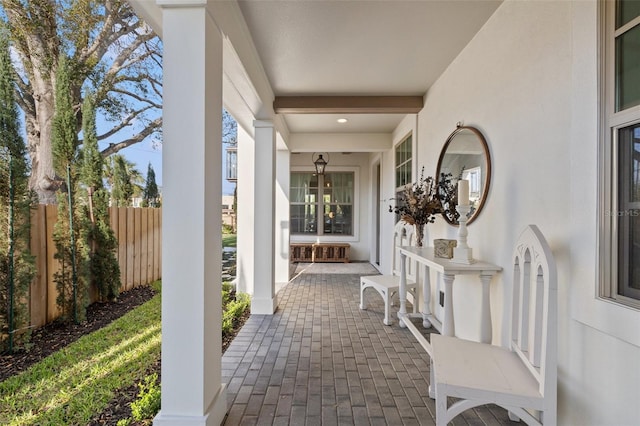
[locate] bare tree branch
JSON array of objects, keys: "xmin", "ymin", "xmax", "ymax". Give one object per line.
[
  {"xmin": 110, "ymin": 88, "xmax": 162, "ymax": 109},
  {"xmin": 11, "ymin": 68, "xmax": 35, "ymax": 116},
  {"xmin": 100, "ymin": 117, "xmax": 162, "ymax": 157},
  {"xmin": 95, "ymin": 106, "xmax": 153, "ymax": 141},
  {"xmin": 95, "ymin": 30, "xmax": 157, "ymax": 103}
]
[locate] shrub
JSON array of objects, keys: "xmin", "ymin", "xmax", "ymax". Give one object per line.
[
  {"xmin": 222, "ymin": 292, "xmax": 250, "ymax": 334},
  {"xmin": 222, "ymin": 282, "xmax": 234, "ymax": 306},
  {"xmin": 130, "ymin": 373, "xmax": 161, "ymax": 422}
]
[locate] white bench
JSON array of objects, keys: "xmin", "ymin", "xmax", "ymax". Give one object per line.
[
  {"xmin": 360, "ymin": 221, "xmax": 419, "ymax": 325},
  {"xmin": 431, "ymin": 225, "xmax": 557, "ymax": 426}
]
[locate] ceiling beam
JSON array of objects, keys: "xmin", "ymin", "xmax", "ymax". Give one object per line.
[{"xmin": 273, "ymin": 96, "xmax": 424, "ymax": 114}]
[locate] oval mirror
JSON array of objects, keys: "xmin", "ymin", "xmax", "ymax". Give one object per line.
[{"xmin": 436, "ymin": 125, "xmax": 491, "ymax": 225}]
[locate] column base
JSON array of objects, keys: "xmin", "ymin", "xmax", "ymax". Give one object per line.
[
  {"xmin": 154, "ymin": 384, "xmax": 227, "ymax": 426},
  {"xmin": 251, "ymin": 294, "xmax": 278, "ymax": 314}
]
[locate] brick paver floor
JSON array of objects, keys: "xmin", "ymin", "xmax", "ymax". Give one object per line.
[{"xmin": 222, "ymin": 268, "xmax": 518, "ymax": 425}]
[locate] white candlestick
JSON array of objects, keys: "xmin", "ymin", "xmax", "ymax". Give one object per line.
[
  {"xmin": 452, "ymin": 204, "xmax": 475, "ymax": 264},
  {"xmin": 458, "ymin": 179, "xmax": 470, "ymax": 206}
]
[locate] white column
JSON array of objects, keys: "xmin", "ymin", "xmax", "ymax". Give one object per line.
[
  {"xmin": 154, "ymin": 2, "xmax": 226, "ymax": 425},
  {"xmin": 251, "ymin": 120, "xmax": 277, "ymax": 314},
  {"xmin": 275, "ymin": 148, "xmax": 290, "ymax": 290},
  {"xmin": 236, "ymin": 125, "xmax": 255, "ymax": 295}
]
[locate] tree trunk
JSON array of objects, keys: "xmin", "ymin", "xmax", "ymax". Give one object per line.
[
  {"xmin": 3, "ymin": 0, "xmax": 162, "ymax": 204},
  {"xmin": 25, "ymin": 59, "xmax": 58, "ymax": 204},
  {"xmin": 4, "ymin": 0, "xmax": 60, "ymax": 204}
]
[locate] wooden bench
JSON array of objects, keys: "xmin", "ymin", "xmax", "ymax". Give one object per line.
[
  {"xmin": 431, "ymin": 225, "xmax": 557, "ymax": 425},
  {"xmin": 290, "ymin": 242, "xmax": 350, "ymax": 263}
]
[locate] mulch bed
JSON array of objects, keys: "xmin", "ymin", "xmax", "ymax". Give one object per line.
[
  {"xmin": 1, "ymin": 284, "xmax": 249, "ymax": 425},
  {"xmin": 0, "ymin": 285, "xmax": 157, "ymax": 383}
]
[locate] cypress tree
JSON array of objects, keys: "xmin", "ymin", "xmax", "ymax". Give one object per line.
[
  {"xmin": 142, "ymin": 163, "xmax": 160, "ymax": 208},
  {"xmin": 0, "ymin": 31, "xmax": 35, "ymax": 352},
  {"xmin": 111, "ymin": 155, "xmax": 134, "ymax": 207},
  {"xmin": 51, "ymin": 54, "xmax": 87, "ymax": 323},
  {"xmin": 80, "ymin": 93, "xmax": 120, "ymax": 301}
]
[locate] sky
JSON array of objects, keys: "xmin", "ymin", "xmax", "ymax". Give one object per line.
[
  {"xmin": 7, "ymin": 19, "xmax": 236, "ymax": 197},
  {"xmin": 106, "ymin": 126, "xmax": 237, "ymax": 196}
]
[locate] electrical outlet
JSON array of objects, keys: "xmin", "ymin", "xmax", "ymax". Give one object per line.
[{"xmin": 439, "ymin": 291, "xmax": 445, "ymax": 307}]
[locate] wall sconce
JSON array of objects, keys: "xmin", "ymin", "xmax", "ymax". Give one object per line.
[{"xmin": 312, "ymin": 153, "xmax": 329, "ymax": 175}]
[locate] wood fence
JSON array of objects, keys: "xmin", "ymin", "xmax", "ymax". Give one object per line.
[{"xmin": 29, "ymin": 205, "xmax": 162, "ymax": 327}]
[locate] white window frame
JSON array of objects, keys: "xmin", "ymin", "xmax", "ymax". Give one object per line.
[
  {"xmin": 394, "ymin": 133, "xmax": 414, "ymax": 222},
  {"xmin": 395, "ymin": 134, "xmax": 413, "ymax": 195},
  {"xmin": 599, "ymin": 0, "xmax": 640, "ymax": 309},
  {"xmin": 290, "ymin": 166, "xmax": 360, "ymax": 243}
]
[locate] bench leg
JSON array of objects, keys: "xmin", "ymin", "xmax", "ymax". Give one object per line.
[
  {"xmin": 359, "ymin": 283, "xmax": 367, "ymax": 310},
  {"xmin": 435, "ymin": 386, "xmax": 448, "ymax": 426},
  {"xmin": 429, "ymin": 357, "xmax": 436, "ymax": 399}
]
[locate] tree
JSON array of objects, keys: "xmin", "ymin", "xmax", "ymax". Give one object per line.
[
  {"xmin": 142, "ymin": 162, "xmax": 160, "ymax": 208},
  {"xmin": 0, "ymin": 30, "xmax": 35, "ymax": 352},
  {"xmin": 223, "ymin": 108, "xmax": 238, "ymax": 216},
  {"xmin": 108, "ymin": 154, "xmax": 137, "ymax": 207},
  {"xmin": 223, "ymin": 108, "xmax": 237, "ymax": 146},
  {"xmin": 51, "ymin": 54, "xmax": 86, "ymax": 323},
  {"xmin": 1, "ymin": 0, "xmax": 163, "ymax": 203},
  {"xmin": 80, "ymin": 92, "xmax": 120, "ymax": 301},
  {"xmin": 104, "ymin": 154, "xmax": 144, "ymax": 205}
]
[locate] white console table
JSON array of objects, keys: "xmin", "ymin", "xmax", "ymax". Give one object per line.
[{"xmin": 397, "ymin": 246, "xmax": 502, "ymax": 356}]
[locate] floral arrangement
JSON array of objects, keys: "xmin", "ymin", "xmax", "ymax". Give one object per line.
[{"xmin": 389, "ymin": 167, "xmax": 457, "ymax": 246}]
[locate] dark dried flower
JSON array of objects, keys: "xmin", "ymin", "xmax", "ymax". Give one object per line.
[{"xmin": 389, "ymin": 167, "xmax": 457, "ymax": 226}]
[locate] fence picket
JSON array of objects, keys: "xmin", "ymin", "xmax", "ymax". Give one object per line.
[
  {"xmin": 29, "ymin": 205, "xmax": 47, "ymax": 327},
  {"xmin": 27, "ymin": 205, "xmax": 161, "ymax": 327},
  {"xmin": 45, "ymin": 205, "xmax": 60, "ymax": 322}
]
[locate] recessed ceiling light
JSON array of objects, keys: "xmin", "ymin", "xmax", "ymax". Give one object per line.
[{"xmin": 337, "ymin": 118, "xmax": 348, "ymax": 124}]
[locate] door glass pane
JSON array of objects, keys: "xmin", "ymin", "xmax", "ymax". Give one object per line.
[
  {"xmin": 617, "ymin": 124, "xmax": 640, "ymax": 298},
  {"xmin": 615, "ymin": 24, "xmax": 640, "ymax": 111},
  {"xmin": 290, "ymin": 172, "xmax": 318, "ymax": 234},
  {"xmin": 324, "ymin": 172, "xmax": 353, "ymax": 235},
  {"xmin": 617, "ymin": 0, "xmax": 640, "ymax": 29}
]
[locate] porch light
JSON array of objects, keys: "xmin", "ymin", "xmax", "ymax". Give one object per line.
[{"xmin": 313, "ymin": 153, "xmax": 328, "ymax": 175}]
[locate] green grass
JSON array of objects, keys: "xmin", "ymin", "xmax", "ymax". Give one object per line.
[
  {"xmin": 222, "ymin": 234, "xmax": 237, "ymax": 248},
  {"xmin": 0, "ymin": 282, "xmax": 162, "ymax": 426},
  {"xmin": 0, "ymin": 278, "xmax": 250, "ymax": 426}
]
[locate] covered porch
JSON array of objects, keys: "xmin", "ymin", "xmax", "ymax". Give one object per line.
[
  {"xmin": 222, "ymin": 264, "xmax": 517, "ymax": 425},
  {"xmin": 128, "ymin": 1, "xmax": 640, "ymax": 425}
]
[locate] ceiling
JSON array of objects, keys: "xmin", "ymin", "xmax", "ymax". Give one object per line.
[{"xmin": 237, "ymin": 0, "xmax": 502, "ymax": 134}]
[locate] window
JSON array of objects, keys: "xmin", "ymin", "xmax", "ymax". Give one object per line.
[
  {"xmin": 395, "ymin": 135, "xmax": 412, "ymax": 192},
  {"xmin": 616, "ymin": 124, "xmax": 640, "ymax": 300},
  {"xmin": 226, "ymin": 147, "xmax": 237, "ymax": 182},
  {"xmin": 290, "ymin": 172, "xmax": 354, "ymax": 236},
  {"xmin": 601, "ymin": 0, "xmax": 640, "ymax": 307},
  {"xmin": 395, "ymin": 135, "xmax": 413, "ymax": 219}
]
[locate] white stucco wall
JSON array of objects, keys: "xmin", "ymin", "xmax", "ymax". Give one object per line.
[
  {"xmin": 289, "ymin": 152, "xmax": 371, "ymax": 261},
  {"xmin": 391, "ymin": 0, "xmax": 639, "ymax": 423}
]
